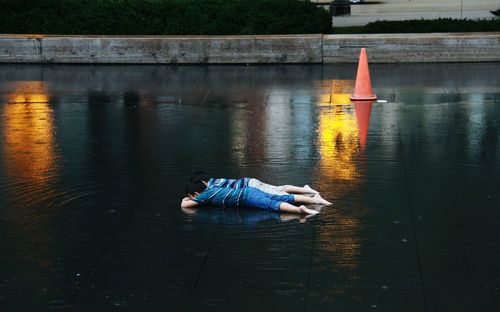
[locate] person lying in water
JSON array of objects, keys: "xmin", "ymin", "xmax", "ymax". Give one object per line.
[
  {"xmin": 189, "ymin": 171, "xmax": 319, "ymax": 196},
  {"xmin": 181, "ymin": 180, "xmax": 331, "ymax": 215}
]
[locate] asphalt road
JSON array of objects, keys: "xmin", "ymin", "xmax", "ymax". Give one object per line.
[{"xmin": 331, "ymin": 0, "xmax": 499, "ymax": 26}]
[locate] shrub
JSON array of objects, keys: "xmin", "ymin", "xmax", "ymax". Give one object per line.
[{"xmin": 0, "ymin": 0, "xmax": 332, "ymax": 35}]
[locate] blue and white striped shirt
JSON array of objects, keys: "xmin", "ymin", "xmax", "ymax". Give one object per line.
[
  {"xmin": 192, "ymin": 186, "xmax": 246, "ymax": 208},
  {"xmin": 206, "ymin": 178, "xmax": 250, "ymax": 190}
]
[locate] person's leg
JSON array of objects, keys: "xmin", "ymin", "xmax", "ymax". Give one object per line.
[
  {"xmin": 243, "ymin": 187, "xmax": 287, "ymax": 211},
  {"xmin": 279, "ymin": 202, "xmax": 319, "ymax": 215},
  {"xmin": 264, "ymin": 192, "xmax": 331, "ymax": 206},
  {"xmin": 243, "ymin": 187, "xmax": 319, "ymax": 215},
  {"xmin": 282, "ymin": 184, "xmax": 318, "ymax": 194},
  {"xmin": 243, "ymin": 187, "xmax": 329, "ymax": 215},
  {"xmin": 292, "ymin": 194, "xmax": 332, "ymax": 206},
  {"xmin": 248, "ymin": 179, "xmax": 288, "ymax": 195},
  {"xmin": 249, "ymin": 178, "xmax": 319, "ymax": 195}
]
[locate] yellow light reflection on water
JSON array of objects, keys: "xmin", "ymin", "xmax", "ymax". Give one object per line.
[
  {"xmin": 2, "ymin": 81, "xmax": 57, "ymax": 267},
  {"xmin": 317, "ymin": 105, "xmax": 360, "ymax": 181},
  {"xmin": 3, "ymin": 81, "xmax": 56, "ymax": 181},
  {"xmin": 8, "ymin": 92, "xmax": 50, "ymax": 104},
  {"xmin": 318, "ymin": 79, "xmax": 353, "ymax": 106},
  {"xmin": 317, "ymin": 79, "xmax": 359, "ymax": 180},
  {"xmin": 6, "ymin": 81, "xmax": 51, "ymax": 104},
  {"xmin": 314, "ymin": 79, "xmax": 363, "ymax": 285}
]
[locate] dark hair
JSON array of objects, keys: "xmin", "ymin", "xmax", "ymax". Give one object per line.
[
  {"xmin": 185, "ymin": 181, "xmax": 207, "ymax": 196},
  {"xmin": 190, "ymin": 170, "xmax": 211, "ymax": 183}
]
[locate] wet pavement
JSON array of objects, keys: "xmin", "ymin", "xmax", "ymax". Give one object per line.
[{"xmin": 0, "ymin": 63, "xmax": 499, "ymax": 311}]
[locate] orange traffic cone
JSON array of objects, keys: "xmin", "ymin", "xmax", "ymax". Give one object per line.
[{"xmin": 350, "ymin": 48, "xmax": 377, "ymax": 101}]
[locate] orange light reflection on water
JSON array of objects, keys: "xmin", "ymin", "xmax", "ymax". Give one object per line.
[
  {"xmin": 314, "ymin": 79, "xmax": 364, "ymax": 284},
  {"xmin": 3, "ymin": 81, "xmax": 57, "ymax": 182},
  {"xmin": 2, "ymin": 81, "xmax": 58, "ymax": 268},
  {"xmin": 317, "ymin": 79, "xmax": 359, "ymax": 181}
]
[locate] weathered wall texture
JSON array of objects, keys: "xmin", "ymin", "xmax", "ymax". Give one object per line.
[
  {"xmin": 323, "ymin": 33, "xmax": 500, "ymax": 63},
  {"xmin": 0, "ymin": 33, "xmax": 499, "ymax": 64},
  {"xmin": 0, "ymin": 35, "xmax": 41, "ymax": 63},
  {"xmin": 0, "ymin": 34, "xmax": 323, "ymax": 64}
]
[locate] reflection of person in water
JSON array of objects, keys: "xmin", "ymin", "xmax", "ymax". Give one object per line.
[
  {"xmin": 181, "ymin": 206, "xmax": 315, "ymax": 224},
  {"xmin": 491, "ymin": 6, "xmax": 500, "ymax": 17},
  {"xmin": 181, "ymin": 181, "xmax": 331, "ymax": 215}
]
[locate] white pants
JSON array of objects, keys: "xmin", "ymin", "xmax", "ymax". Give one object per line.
[{"xmin": 248, "ymin": 178, "xmax": 288, "ymax": 195}]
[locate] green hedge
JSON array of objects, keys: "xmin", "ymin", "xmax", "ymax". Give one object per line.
[
  {"xmin": 333, "ymin": 18, "xmax": 500, "ymax": 34},
  {"xmin": 0, "ymin": 0, "xmax": 332, "ymax": 35}
]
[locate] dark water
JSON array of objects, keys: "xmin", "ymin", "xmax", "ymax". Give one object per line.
[{"xmin": 0, "ymin": 63, "xmax": 499, "ymax": 311}]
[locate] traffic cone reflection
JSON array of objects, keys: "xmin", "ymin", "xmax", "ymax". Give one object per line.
[
  {"xmin": 350, "ymin": 48, "xmax": 377, "ymax": 101},
  {"xmin": 354, "ymin": 100, "xmax": 374, "ymax": 151}
]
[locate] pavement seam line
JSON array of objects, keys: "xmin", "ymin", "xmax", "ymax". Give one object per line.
[
  {"xmin": 399, "ymin": 131, "xmax": 429, "ymax": 312},
  {"xmin": 185, "ymin": 222, "xmax": 221, "ymax": 311},
  {"xmin": 303, "ymin": 217, "xmax": 317, "ymax": 312},
  {"xmin": 185, "ymin": 163, "xmax": 241, "ymax": 311},
  {"xmin": 485, "ymin": 153, "xmax": 500, "ymax": 194}
]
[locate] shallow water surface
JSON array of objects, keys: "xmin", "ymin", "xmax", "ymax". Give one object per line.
[{"xmin": 0, "ymin": 63, "xmax": 499, "ymax": 311}]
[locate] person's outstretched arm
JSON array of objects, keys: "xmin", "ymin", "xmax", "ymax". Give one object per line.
[{"xmin": 181, "ymin": 197, "xmax": 199, "ymax": 208}]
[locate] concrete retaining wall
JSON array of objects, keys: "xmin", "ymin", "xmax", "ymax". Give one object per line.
[
  {"xmin": 323, "ymin": 33, "xmax": 500, "ymax": 63},
  {"xmin": 0, "ymin": 34, "xmax": 323, "ymax": 64},
  {"xmin": 0, "ymin": 33, "xmax": 499, "ymax": 64}
]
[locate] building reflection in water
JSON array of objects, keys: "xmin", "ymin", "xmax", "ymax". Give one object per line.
[
  {"xmin": 229, "ymin": 92, "xmax": 265, "ymax": 165},
  {"xmin": 314, "ymin": 79, "xmax": 373, "ymax": 285},
  {"xmin": 230, "ymin": 85, "xmax": 317, "ymax": 167},
  {"xmin": 2, "ymin": 81, "xmax": 58, "ymax": 266},
  {"xmin": 265, "ymin": 89, "xmax": 294, "ymax": 161}
]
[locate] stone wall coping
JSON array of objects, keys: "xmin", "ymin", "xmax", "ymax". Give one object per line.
[{"xmin": 1, "ymin": 33, "xmax": 499, "ymax": 63}]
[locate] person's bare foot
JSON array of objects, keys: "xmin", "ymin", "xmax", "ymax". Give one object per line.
[
  {"xmin": 303, "ymin": 184, "xmax": 319, "ymax": 194},
  {"xmin": 299, "ymin": 205, "xmax": 319, "ymax": 215},
  {"xmin": 313, "ymin": 194, "xmax": 332, "ymax": 206}
]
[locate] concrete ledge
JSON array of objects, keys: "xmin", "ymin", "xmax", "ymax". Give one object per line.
[
  {"xmin": 0, "ymin": 34, "xmax": 323, "ymax": 64},
  {"xmin": 0, "ymin": 35, "xmax": 42, "ymax": 63},
  {"xmin": 0, "ymin": 33, "xmax": 499, "ymax": 64},
  {"xmin": 323, "ymin": 33, "xmax": 500, "ymax": 63}
]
